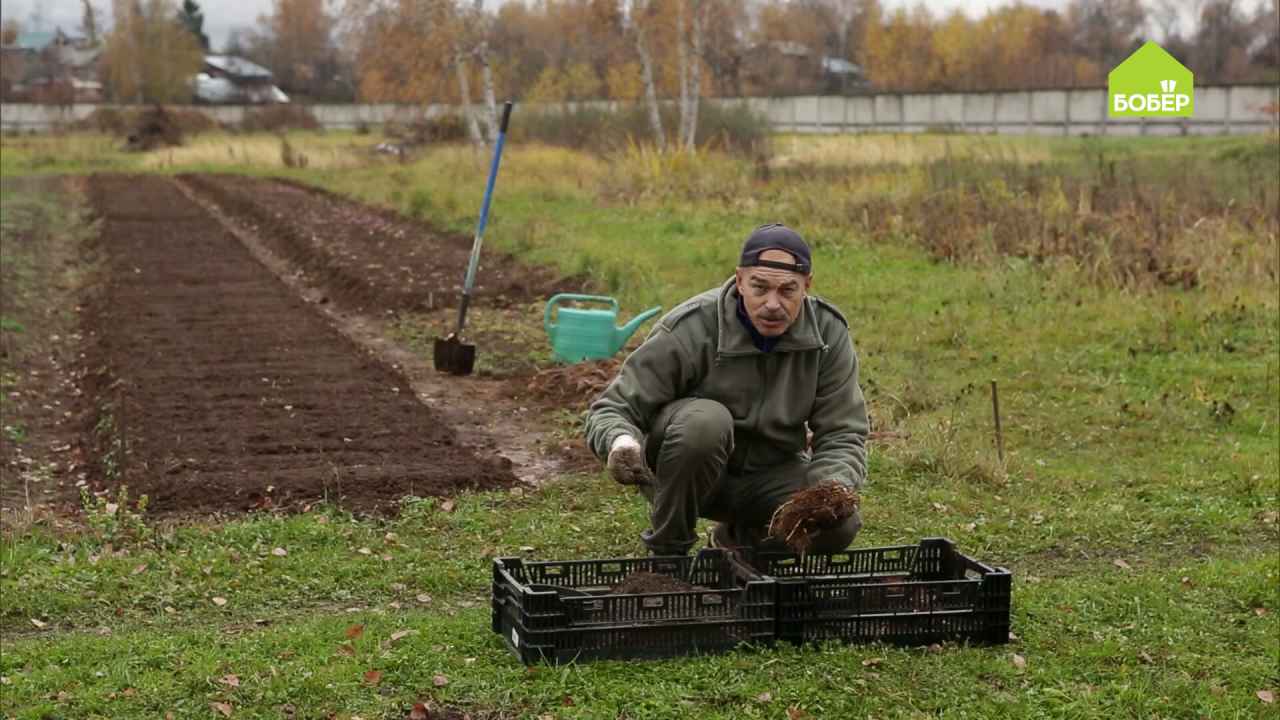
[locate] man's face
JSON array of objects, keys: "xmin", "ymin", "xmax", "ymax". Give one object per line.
[{"xmin": 735, "ymin": 249, "xmax": 813, "ymax": 337}]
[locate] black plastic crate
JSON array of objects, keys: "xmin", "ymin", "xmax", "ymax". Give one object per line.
[
  {"xmin": 491, "ymin": 549, "xmax": 776, "ymax": 664},
  {"xmin": 754, "ymin": 538, "xmax": 1011, "ymax": 646}
]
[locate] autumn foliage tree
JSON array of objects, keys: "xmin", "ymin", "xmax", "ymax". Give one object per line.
[
  {"xmin": 333, "ymin": 0, "xmax": 1279, "ymax": 104},
  {"xmin": 102, "ymin": 0, "xmax": 204, "ymax": 103}
]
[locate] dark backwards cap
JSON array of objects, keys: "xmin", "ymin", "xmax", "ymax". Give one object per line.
[{"xmin": 738, "ymin": 223, "xmax": 811, "ymax": 275}]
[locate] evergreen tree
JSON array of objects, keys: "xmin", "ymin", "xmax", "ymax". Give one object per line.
[{"xmin": 178, "ymin": 0, "xmax": 209, "ymax": 50}]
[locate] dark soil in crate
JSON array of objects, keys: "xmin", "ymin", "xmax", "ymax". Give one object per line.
[
  {"xmin": 492, "ymin": 550, "xmax": 776, "ymax": 663},
  {"xmin": 79, "ymin": 174, "xmax": 520, "ymax": 515},
  {"xmin": 610, "ymin": 571, "xmax": 698, "ymax": 595}
]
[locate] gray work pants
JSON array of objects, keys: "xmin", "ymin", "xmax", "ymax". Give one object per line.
[{"xmin": 639, "ymin": 397, "xmax": 862, "ymax": 555}]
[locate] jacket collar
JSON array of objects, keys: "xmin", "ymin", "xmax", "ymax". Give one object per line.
[{"xmin": 715, "ymin": 278, "xmax": 826, "ymax": 357}]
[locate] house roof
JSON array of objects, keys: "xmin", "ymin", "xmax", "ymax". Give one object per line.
[
  {"xmin": 14, "ymin": 31, "xmax": 56, "ymax": 50},
  {"xmin": 56, "ymin": 45, "xmax": 102, "ymax": 68},
  {"xmin": 205, "ymin": 55, "xmax": 273, "ymax": 80},
  {"xmin": 822, "ymin": 57, "xmax": 862, "ymax": 76}
]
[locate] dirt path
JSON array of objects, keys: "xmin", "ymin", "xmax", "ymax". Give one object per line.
[
  {"xmin": 0, "ymin": 177, "xmax": 90, "ymax": 515},
  {"xmin": 177, "ymin": 174, "xmax": 587, "ymax": 486},
  {"xmin": 81, "ymin": 175, "xmax": 521, "ymax": 515}
]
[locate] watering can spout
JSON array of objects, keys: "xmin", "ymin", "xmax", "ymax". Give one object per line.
[{"xmin": 613, "ymin": 306, "xmax": 663, "ymax": 353}]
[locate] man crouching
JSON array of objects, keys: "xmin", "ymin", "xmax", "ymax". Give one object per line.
[{"xmin": 584, "ymin": 223, "xmax": 868, "ymax": 556}]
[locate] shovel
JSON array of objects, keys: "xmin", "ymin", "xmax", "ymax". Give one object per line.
[{"xmin": 434, "ymin": 101, "xmax": 514, "ymax": 375}]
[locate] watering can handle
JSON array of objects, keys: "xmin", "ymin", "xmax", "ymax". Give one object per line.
[{"xmin": 543, "ymin": 294, "xmax": 620, "ymax": 330}]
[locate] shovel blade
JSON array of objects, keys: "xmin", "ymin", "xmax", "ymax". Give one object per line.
[{"xmin": 433, "ymin": 336, "xmax": 476, "ymax": 376}]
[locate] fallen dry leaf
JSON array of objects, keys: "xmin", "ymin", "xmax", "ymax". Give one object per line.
[
  {"xmin": 337, "ymin": 643, "xmax": 356, "ymax": 657},
  {"xmin": 1258, "ymin": 690, "xmax": 1275, "ymax": 704},
  {"xmin": 1255, "ymin": 607, "xmax": 1269, "ymax": 617},
  {"xmin": 357, "ymin": 547, "xmax": 373, "ymax": 556},
  {"xmin": 416, "ymin": 594, "xmax": 432, "ymax": 604},
  {"xmin": 562, "ymin": 695, "xmax": 575, "ymax": 706},
  {"xmin": 408, "ymin": 704, "xmax": 429, "ymax": 720},
  {"xmin": 1113, "ymin": 558, "xmax": 1132, "ymax": 571},
  {"xmin": 786, "ymin": 707, "xmax": 810, "ymax": 720},
  {"xmin": 432, "ymin": 674, "xmax": 449, "ymax": 687},
  {"xmin": 272, "ymin": 548, "xmax": 288, "ymax": 557},
  {"xmin": 1138, "ymin": 651, "xmax": 1154, "ymax": 664},
  {"xmin": 219, "ymin": 674, "xmax": 240, "ymax": 688},
  {"xmin": 212, "ymin": 597, "xmax": 228, "ymax": 607},
  {"xmin": 926, "ymin": 643, "xmax": 943, "ymax": 654},
  {"xmin": 210, "ymin": 702, "xmax": 233, "ymax": 717},
  {"xmin": 131, "ymin": 563, "xmax": 148, "ymax": 575},
  {"xmin": 30, "ymin": 618, "xmax": 47, "ymax": 629},
  {"xmin": 363, "ymin": 670, "xmax": 382, "ymax": 686},
  {"xmin": 1180, "ymin": 576, "xmax": 1193, "ymax": 588},
  {"xmin": 755, "ymin": 691, "xmax": 773, "ymax": 703},
  {"xmin": 345, "ymin": 624, "xmax": 365, "ymax": 639},
  {"xmin": 1012, "ymin": 653, "xmax": 1027, "ymax": 670},
  {"xmin": 389, "ymin": 629, "xmax": 413, "ymax": 643},
  {"xmin": 861, "ymin": 657, "xmax": 883, "ymax": 667},
  {"xmin": 440, "ymin": 500, "xmax": 456, "ymax": 513}
]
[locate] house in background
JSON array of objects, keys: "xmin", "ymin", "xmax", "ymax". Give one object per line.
[
  {"xmin": 193, "ymin": 55, "xmax": 288, "ymax": 104},
  {"xmin": 742, "ymin": 40, "xmax": 866, "ymax": 96},
  {"xmin": 0, "ymin": 28, "xmax": 103, "ymax": 102}
]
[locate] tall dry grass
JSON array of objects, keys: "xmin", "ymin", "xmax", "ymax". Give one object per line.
[{"xmin": 600, "ymin": 134, "xmax": 1279, "ymax": 292}]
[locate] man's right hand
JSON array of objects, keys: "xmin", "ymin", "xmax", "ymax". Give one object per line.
[{"xmin": 607, "ymin": 435, "xmax": 652, "ymax": 486}]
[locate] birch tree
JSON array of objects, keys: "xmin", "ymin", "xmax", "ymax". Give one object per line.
[
  {"xmin": 471, "ymin": 0, "xmax": 499, "ymax": 143},
  {"xmin": 682, "ymin": 0, "xmax": 705, "ymax": 150},
  {"xmin": 451, "ymin": 41, "xmax": 484, "ymax": 146},
  {"xmin": 630, "ymin": 1, "xmax": 665, "ymax": 151}
]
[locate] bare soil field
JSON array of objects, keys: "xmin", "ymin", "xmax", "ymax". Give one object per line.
[
  {"xmin": 79, "ymin": 174, "xmax": 521, "ymax": 515},
  {"xmin": 180, "ymin": 173, "xmax": 572, "ymax": 312}
]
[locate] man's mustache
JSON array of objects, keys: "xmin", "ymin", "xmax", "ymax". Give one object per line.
[{"xmin": 759, "ymin": 310, "xmax": 789, "ymax": 321}]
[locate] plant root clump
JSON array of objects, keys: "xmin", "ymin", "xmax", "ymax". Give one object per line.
[{"xmin": 767, "ymin": 481, "xmax": 861, "ymax": 554}]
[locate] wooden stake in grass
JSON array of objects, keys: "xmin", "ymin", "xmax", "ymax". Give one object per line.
[{"xmin": 990, "ymin": 379, "xmax": 1004, "ymax": 464}]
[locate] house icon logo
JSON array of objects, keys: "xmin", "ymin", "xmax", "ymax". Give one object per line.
[{"xmin": 1109, "ymin": 42, "xmax": 1194, "ymax": 117}]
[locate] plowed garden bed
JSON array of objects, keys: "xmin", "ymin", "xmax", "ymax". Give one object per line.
[
  {"xmin": 180, "ymin": 173, "xmax": 572, "ymax": 312},
  {"xmin": 80, "ymin": 174, "xmax": 519, "ymax": 514}
]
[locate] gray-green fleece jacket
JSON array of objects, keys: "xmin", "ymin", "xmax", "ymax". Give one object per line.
[{"xmin": 585, "ymin": 278, "xmax": 869, "ymax": 489}]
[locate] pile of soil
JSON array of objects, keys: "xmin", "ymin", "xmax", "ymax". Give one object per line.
[
  {"xmin": 182, "ymin": 174, "xmax": 577, "ymax": 313},
  {"xmin": 384, "ymin": 114, "xmax": 468, "ymax": 147},
  {"xmin": 610, "ymin": 571, "xmax": 697, "ymax": 595},
  {"xmin": 767, "ymin": 481, "xmax": 861, "ymax": 553},
  {"xmin": 124, "ymin": 106, "xmax": 186, "ymax": 151},
  {"xmin": 80, "ymin": 175, "xmax": 520, "ymax": 515},
  {"xmin": 76, "ymin": 106, "xmax": 220, "ymax": 138}
]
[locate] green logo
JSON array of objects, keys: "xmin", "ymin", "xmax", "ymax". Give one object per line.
[{"xmin": 1108, "ymin": 41, "xmax": 1194, "ymax": 117}]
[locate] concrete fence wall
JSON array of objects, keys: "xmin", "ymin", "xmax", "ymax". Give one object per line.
[{"xmin": 3, "ymin": 84, "xmax": 1277, "ymax": 135}]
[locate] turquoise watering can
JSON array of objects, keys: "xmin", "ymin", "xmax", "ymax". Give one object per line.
[{"xmin": 544, "ymin": 294, "xmax": 662, "ymax": 363}]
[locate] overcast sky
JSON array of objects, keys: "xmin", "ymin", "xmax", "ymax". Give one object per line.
[{"xmin": 1, "ymin": 0, "xmax": 1263, "ymax": 51}]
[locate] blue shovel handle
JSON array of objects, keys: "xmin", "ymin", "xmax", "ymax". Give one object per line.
[{"xmin": 456, "ymin": 101, "xmax": 514, "ymax": 336}]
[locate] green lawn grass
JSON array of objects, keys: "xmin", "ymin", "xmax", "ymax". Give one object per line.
[{"xmin": 1, "ymin": 131, "xmax": 1276, "ymax": 719}]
